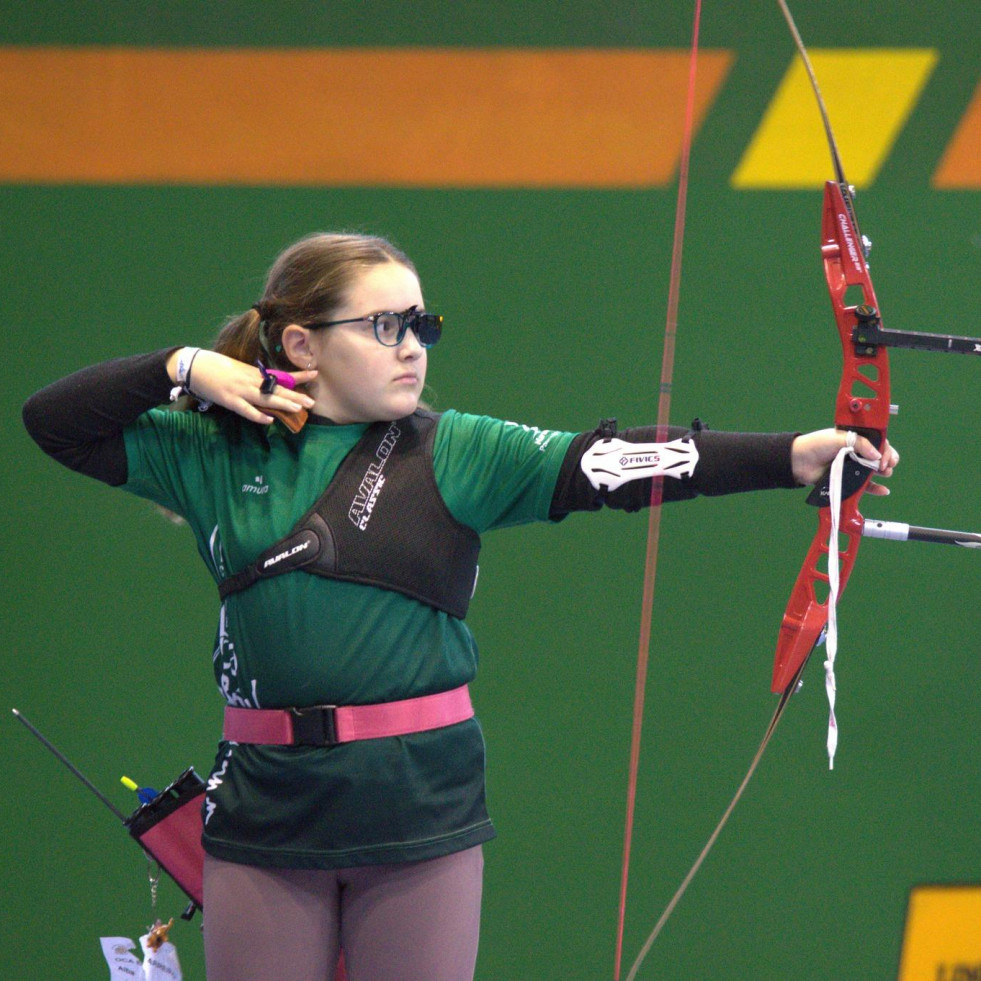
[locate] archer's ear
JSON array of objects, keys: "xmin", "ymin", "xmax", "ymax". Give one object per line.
[{"xmin": 279, "ymin": 324, "xmax": 315, "ymax": 369}]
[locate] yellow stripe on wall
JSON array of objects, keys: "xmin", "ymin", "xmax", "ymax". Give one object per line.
[
  {"xmin": 0, "ymin": 47, "xmax": 732, "ymax": 188},
  {"xmin": 897, "ymin": 885, "xmax": 981, "ymax": 980},
  {"xmin": 933, "ymin": 79, "xmax": 981, "ymax": 188},
  {"xmin": 732, "ymin": 49, "xmax": 938, "ymax": 189}
]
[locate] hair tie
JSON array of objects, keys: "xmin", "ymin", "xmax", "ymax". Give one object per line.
[
  {"xmin": 256, "ymin": 309, "xmax": 283, "ymax": 356},
  {"xmin": 251, "ymin": 302, "xmax": 265, "ymax": 320}
]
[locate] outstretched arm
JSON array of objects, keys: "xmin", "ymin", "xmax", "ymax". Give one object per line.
[{"xmin": 549, "ymin": 420, "xmax": 899, "ymax": 518}]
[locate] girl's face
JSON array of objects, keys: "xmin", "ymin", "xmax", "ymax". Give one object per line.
[{"xmin": 306, "ymin": 261, "xmax": 428, "ymax": 424}]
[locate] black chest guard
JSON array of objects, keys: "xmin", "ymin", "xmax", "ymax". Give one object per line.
[{"xmin": 218, "ymin": 411, "xmax": 481, "ymax": 619}]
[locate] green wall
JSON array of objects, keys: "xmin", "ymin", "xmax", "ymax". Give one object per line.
[{"xmin": 2, "ymin": 3, "xmax": 978, "ymax": 979}]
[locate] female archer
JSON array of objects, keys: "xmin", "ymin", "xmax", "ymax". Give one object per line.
[{"xmin": 22, "ymin": 231, "xmax": 898, "ymax": 981}]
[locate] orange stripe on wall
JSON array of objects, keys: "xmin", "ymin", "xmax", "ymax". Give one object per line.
[
  {"xmin": 932, "ymin": 79, "xmax": 981, "ymax": 188},
  {"xmin": 0, "ymin": 47, "xmax": 732, "ymax": 188}
]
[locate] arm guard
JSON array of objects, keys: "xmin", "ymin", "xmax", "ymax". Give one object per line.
[
  {"xmin": 581, "ymin": 434, "xmax": 699, "ymax": 491},
  {"xmin": 549, "ymin": 418, "xmax": 799, "ymax": 518}
]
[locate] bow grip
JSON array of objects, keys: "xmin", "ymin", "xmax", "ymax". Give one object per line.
[{"xmin": 804, "ymin": 426, "xmax": 883, "ymax": 507}]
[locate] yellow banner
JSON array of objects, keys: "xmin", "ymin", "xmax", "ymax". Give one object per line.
[
  {"xmin": 732, "ymin": 49, "xmax": 938, "ymax": 189},
  {"xmin": 897, "ymin": 885, "xmax": 981, "ymax": 981}
]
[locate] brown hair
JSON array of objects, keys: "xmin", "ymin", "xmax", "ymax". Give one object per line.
[{"xmin": 214, "ymin": 232, "xmax": 418, "ymax": 371}]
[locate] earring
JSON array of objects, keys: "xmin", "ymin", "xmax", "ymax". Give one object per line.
[{"xmin": 306, "ymin": 360, "xmax": 314, "ymax": 370}]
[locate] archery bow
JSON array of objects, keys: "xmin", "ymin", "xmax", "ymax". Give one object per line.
[
  {"xmin": 620, "ymin": 2, "xmax": 981, "ymax": 977},
  {"xmin": 768, "ymin": 0, "xmax": 891, "ymax": 704},
  {"xmin": 770, "ymin": 0, "xmax": 981, "ymax": 717}
]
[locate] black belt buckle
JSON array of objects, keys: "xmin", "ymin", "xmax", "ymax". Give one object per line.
[{"xmin": 290, "ymin": 705, "xmax": 339, "ymax": 746}]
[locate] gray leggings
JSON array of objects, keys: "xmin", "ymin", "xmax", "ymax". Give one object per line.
[{"xmin": 202, "ymin": 846, "xmax": 483, "ymax": 981}]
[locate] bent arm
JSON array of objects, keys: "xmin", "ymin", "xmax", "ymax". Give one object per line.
[{"xmin": 22, "ymin": 349, "xmax": 177, "ymax": 485}]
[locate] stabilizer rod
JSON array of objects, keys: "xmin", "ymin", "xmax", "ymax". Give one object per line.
[{"xmin": 863, "ymin": 519, "xmax": 981, "ymax": 548}]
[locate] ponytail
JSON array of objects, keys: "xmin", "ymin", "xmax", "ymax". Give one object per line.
[{"xmin": 213, "ymin": 307, "xmax": 280, "ymax": 368}]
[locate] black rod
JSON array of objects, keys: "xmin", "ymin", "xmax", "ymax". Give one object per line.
[
  {"xmin": 853, "ymin": 321, "xmax": 981, "ymax": 356},
  {"xmin": 11, "ymin": 708, "xmax": 128, "ymax": 821}
]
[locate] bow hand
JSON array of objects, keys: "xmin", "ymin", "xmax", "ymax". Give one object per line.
[{"xmin": 792, "ymin": 429, "xmax": 899, "ymax": 494}]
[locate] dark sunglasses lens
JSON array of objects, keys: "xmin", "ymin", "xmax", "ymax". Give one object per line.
[{"xmin": 412, "ymin": 313, "xmax": 442, "ymax": 347}]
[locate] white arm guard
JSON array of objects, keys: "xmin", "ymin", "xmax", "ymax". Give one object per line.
[{"xmin": 580, "ymin": 436, "xmax": 699, "ymax": 492}]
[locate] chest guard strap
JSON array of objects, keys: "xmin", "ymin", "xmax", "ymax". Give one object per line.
[{"xmin": 218, "ymin": 412, "xmax": 481, "ymax": 619}]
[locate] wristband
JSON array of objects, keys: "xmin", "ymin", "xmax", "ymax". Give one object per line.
[
  {"xmin": 175, "ymin": 347, "xmax": 200, "ymax": 387},
  {"xmin": 169, "ymin": 347, "xmax": 211, "ymax": 409}
]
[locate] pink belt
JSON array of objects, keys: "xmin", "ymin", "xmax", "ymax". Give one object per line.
[{"xmin": 223, "ymin": 684, "xmax": 473, "ymax": 747}]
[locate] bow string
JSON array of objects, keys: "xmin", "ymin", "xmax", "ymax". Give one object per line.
[{"xmin": 612, "ymin": 2, "xmax": 703, "ymax": 978}]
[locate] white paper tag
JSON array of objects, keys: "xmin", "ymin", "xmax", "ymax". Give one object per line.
[
  {"xmin": 100, "ymin": 935, "xmax": 182, "ymax": 981},
  {"xmin": 100, "ymin": 938, "xmax": 144, "ymax": 980},
  {"xmin": 139, "ymin": 933, "xmax": 183, "ymax": 981}
]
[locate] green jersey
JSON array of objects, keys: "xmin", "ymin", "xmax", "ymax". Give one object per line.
[{"xmin": 123, "ymin": 408, "xmax": 575, "ymax": 869}]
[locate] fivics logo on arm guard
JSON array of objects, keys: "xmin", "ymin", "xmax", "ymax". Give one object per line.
[{"xmin": 580, "ymin": 436, "xmax": 699, "ymax": 492}]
